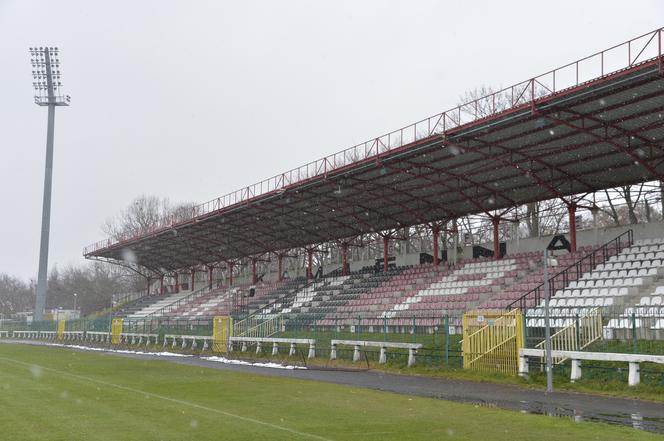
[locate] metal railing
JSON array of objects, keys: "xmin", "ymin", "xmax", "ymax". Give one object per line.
[
  {"xmin": 113, "ymin": 290, "xmax": 147, "ymax": 307},
  {"xmin": 83, "ymin": 28, "xmax": 664, "ymax": 256},
  {"xmin": 144, "ymin": 285, "xmax": 218, "ymax": 318},
  {"xmin": 507, "ymin": 230, "xmax": 634, "ymax": 311},
  {"xmin": 6, "ymin": 308, "xmax": 664, "ymax": 378},
  {"xmin": 534, "ymin": 308, "xmax": 602, "ymax": 364},
  {"xmin": 234, "ymin": 315, "xmax": 283, "ymax": 338}
]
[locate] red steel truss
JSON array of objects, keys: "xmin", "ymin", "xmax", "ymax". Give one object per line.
[{"xmin": 84, "ymin": 28, "xmax": 664, "ymax": 273}]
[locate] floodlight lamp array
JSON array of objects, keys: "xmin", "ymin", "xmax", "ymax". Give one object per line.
[{"xmin": 29, "ymin": 46, "xmax": 70, "ymax": 106}]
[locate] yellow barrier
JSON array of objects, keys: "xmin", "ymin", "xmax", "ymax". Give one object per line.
[
  {"xmin": 111, "ymin": 318, "xmax": 123, "ymax": 345},
  {"xmin": 57, "ymin": 320, "xmax": 65, "ymax": 340},
  {"xmin": 213, "ymin": 316, "xmax": 233, "ymax": 353},
  {"xmin": 462, "ymin": 310, "xmax": 524, "ymax": 376}
]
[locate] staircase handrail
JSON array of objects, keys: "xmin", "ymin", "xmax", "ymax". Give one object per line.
[
  {"xmin": 507, "ymin": 229, "xmax": 633, "ymax": 311},
  {"xmin": 534, "ymin": 307, "xmax": 602, "ymax": 363},
  {"xmin": 113, "ymin": 290, "xmax": 147, "ymax": 307}
]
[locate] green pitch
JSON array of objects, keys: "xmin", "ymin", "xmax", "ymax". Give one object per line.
[{"xmin": 0, "ymin": 343, "xmax": 657, "ymax": 441}]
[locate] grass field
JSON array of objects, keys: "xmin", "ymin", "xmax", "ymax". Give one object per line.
[{"xmin": 0, "ymin": 343, "xmax": 659, "ymax": 441}]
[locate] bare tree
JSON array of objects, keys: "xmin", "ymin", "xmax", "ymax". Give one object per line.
[
  {"xmin": 103, "ymin": 195, "xmax": 194, "ymax": 240},
  {"xmin": 524, "ymin": 202, "xmax": 539, "ymax": 238},
  {"xmin": 0, "ymin": 274, "xmax": 34, "ymax": 315},
  {"xmin": 599, "ymin": 184, "xmax": 650, "ymax": 226}
]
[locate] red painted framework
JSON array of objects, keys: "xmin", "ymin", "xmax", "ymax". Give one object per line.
[{"xmin": 83, "ymin": 28, "xmax": 664, "ymax": 273}]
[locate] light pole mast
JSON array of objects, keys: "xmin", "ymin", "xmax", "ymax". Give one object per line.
[{"xmin": 30, "ymin": 47, "xmax": 70, "ymax": 321}]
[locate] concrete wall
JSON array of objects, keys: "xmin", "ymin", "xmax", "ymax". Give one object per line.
[
  {"xmin": 230, "ymin": 222, "xmax": 664, "ymax": 281},
  {"xmin": 469, "ymin": 221, "xmax": 664, "ymax": 257}
]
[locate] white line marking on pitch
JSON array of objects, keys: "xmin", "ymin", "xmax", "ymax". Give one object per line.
[{"xmin": 0, "ymin": 356, "xmax": 334, "ymax": 441}]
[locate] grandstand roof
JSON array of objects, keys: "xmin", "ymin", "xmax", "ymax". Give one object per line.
[{"xmin": 85, "ymin": 29, "xmax": 664, "ymax": 272}]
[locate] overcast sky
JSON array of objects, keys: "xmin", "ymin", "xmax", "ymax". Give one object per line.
[{"xmin": 0, "ymin": 0, "xmax": 662, "ymax": 280}]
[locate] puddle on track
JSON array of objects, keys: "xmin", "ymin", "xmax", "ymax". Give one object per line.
[{"xmin": 440, "ymin": 395, "xmax": 664, "ymax": 434}]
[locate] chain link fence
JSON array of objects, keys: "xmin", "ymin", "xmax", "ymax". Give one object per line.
[{"xmin": 2, "ymin": 308, "xmax": 663, "ymax": 382}]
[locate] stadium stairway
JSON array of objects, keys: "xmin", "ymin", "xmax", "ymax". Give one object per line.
[
  {"xmin": 113, "ymin": 294, "xmax": 175, "ymax": 318},
  {"xmin": 379, "ymin": 256, "xmax": 531, "ymax": 324},
  {"xmin": 525, "ymin": 238, "xmax": 664, "ymax": 329},
  {"xmin": 480, "ymin": 246, "xmax": 594, "ymax": 310},
  {"xmin": 276, "ymin": 275, "xmax": 351, "ymax": 315},
  {"xmin": 125, "ymin": 291, "xmax": 195, "ymax": 319},
  {"xmin": 242, "ymin": 278, "xmax": 308, "ymax": 315},
  {"xmin": 274, "ymin": 267, "xmax": 407, "ymax": 325},
  {"xmin": 164, "ymin": 286, "xmax": 232, "ymax": 319}
]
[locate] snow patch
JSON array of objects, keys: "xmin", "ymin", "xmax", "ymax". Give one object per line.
[
  {"xmin": 32, "ymin": 342, "xmax": 306, "ymax": 370},
  {"xmin": 201, "ymin": 356, "xmax": 307, "ymax": 370}
]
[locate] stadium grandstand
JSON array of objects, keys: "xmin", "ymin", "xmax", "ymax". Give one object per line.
[{"xmin": 49, "ymin": 27, "xmax": 662, "ymax": 379}]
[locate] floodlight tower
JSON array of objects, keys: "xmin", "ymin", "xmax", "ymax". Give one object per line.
[{"xmin": 30, "ymin": 47, "xmax": 70, "ymax": 321}]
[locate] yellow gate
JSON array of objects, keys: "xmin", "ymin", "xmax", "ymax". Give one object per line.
[
  {"xmin": 462, "ymin": 310, "xmax": 524, "ymax": 375},
  {"xmin": 57, "ymin": 320, "xmax": 66, "ymax": 340},
  {"xmin": 111, "ymin": 318, "xmax": 123, "ymax": 345},
  {"xmin": 213, "ymin": 316, "xmax": 233, "ymax": 353}
]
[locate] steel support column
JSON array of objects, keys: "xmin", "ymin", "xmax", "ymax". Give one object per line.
[
  {"xmin": 341, "ymin": 242, "xmax": 349, "ymax": 275},
  {"xmin": 190, "ymin": 269, "xmax": 195, "ymax": 291},
  {"xmin": 34, "ymin": 54, "xmax": 58, "ymax": 322},
  {"xmin": 568, "ymin": 204, "xmax": 577, "ymax": 253},
  {"xmin": 251, "ymin": 258, "xmax": 257, "ymax": 284},
  {"xmin": 146, "ymin": 277, "xmax": 151, "ymax": 295},
  {"xmin": 208, "ymin": 266, "xmax": 213, "ymax": 290},
  {"xmin": 278, "ymin": 254, "xmax": 283, "ymax": 282},
  {"xmin": 432, "ymin": 225, "xmax": 440, "ymax": 266},
  {"xmin": 492, "ymin": 217, "xmax": 501, "ymax": 260},
  {"xmin": 159, "ymin": 276, "xmax": 164, "ymax": 295},
  {"xmin": 383, "ymin": 236, "xmax": 389, "ymax": 272},
  {"xmin": 174, "ymin": 273, "xmax": 179, "ymax": 293},
  {"xmin": 228, "ymin": 262, "xmax": 234, "ymax": 286}
]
